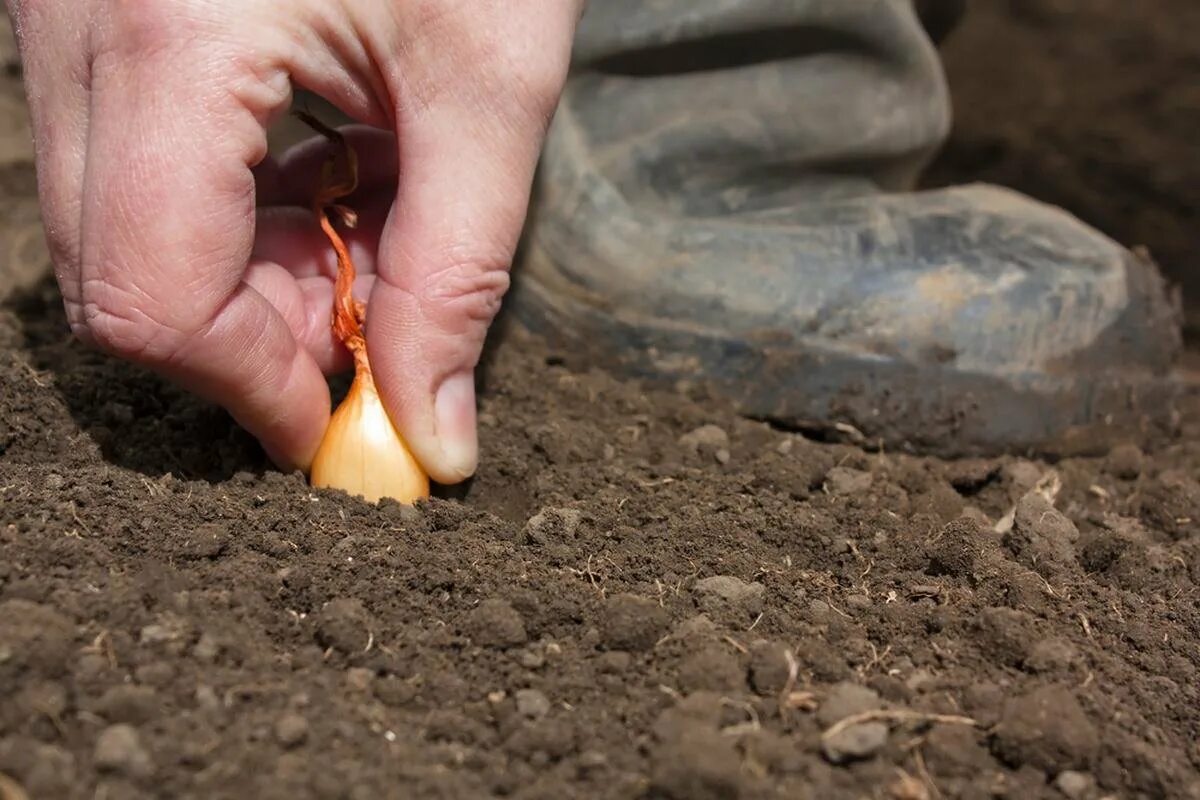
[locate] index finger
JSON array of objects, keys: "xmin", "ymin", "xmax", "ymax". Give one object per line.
[{"xmin": 77, "ymin": 46, "xmax": 329, "ymax": 470}]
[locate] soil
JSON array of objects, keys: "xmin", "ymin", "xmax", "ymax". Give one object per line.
[
  {"xmin": 2, "ymin": 4, "xmax": 1200, "ymax": 800},
  {"xmin": 926, "ymin": 0, "xmax": 1200, "ymax": 337}
]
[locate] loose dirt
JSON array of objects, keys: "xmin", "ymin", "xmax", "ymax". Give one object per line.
[{"xmin": 2, "ymin": 3, "xmax": 1199, "ymax": 799}]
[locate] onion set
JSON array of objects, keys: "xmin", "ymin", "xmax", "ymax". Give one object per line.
[{"xmin": 300, "ymin": 113, "xmax": 430, "ymax": 505}]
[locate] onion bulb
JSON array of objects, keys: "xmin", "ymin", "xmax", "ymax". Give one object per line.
[
  {"xmin": 299, "ymin": 112, "xmax": 430, "ymax": 505},
  {"xmin": 310, "ymin": 370, "xmax": 429, "ymax": 504}
]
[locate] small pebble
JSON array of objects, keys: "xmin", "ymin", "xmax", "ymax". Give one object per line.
[
  {"xmin": 21, "ymin": 743, "xmax": 77, "ymax": 796},
  {"xmin": 1003, "ymin": 460, "xmax": 1043, "ymax": 493},
  {"xmin": 192, "ymin": 633, "xmax": 220, "ymax": 663},
  {"xmin": 467, "ymin": 599, "xmax": 528, "ymax": 648},
  {"xmin": 1055, "ymin": 770, "xmax": 1097, "ymax": 799},
  {"xmin": 821, "ymin": 721, "xmax": 889, "ymax": 763},
  {"xmin": 959, "ymin": 506, "xmax": 992, "ymax": 527},
  {"xmin": 94, "ymin": 685, "xmax": 159, "ymax": 725},
  {"xmin": 374, "ymin": 676, "xmax": 417, "ymax": 708},
  {"xmin": 73, "ymin": 653, "xmax": 110, "ymax": 682},
  {"xmin": 904, "ymin": 669, "xmax": 939, "ymax": 694},
  {"xmin": 677, "ymin": 646, "xmax": 743, "ymax": 693},
  {"xmin": 177, "ymin": 523, "xmax": 231, "ymax": 559},
  {"xmin": 518, "ymin": 649, "xmax": 546, "ymax": 669},
  {"xmin": 94, "ymin": 724, "xmax": 153, "ymax": 778},
  {"xmin": 1105, "ymin": 444, "xmax": 1144, "ymax": 480},
  {"xmin": 748, "ymin": 642, "xmax": 792, "ymax": 696},
  {"xmin": 524, "ymin": 507, "xmax": 583, "ymax": 545},
  {"xmin": 139, "ymin": 623, "xmax": 182, "ymax": 645},
  {"xmin": 193, "ymin": 686, "xmax": 220, "ymax": 715},
  {"xmin": 595, "ymin": 651, "xmax": 632, "ymax": 674},
  {"xmin": 314, "ymin": 598, "xmax": 374, "ymax": 654},
  {"xmin": 345, "ymin": 668, "xmax": 374, "ymax": 692},
  {"xmin": 992, "ymin": 685, "xmax": 1099, "ymax": 771},
  {"xmin": 18, "ymin": 680, "xmax": 67, "ymax": 718},
  {"xmin": 1025, "ymin": 637, "xmax": 1078, "ymax": 673},
  {"xmin": 515, "ymin": 689, "xmax": 551, "ymax": 719},
  {"xmin": 598, "ymin": 594, "xmax": 669, "ymax": 651},
  {"xmin": 679, "ymin": 424, "xmax": 730, "ymax": 460},
  {"xmin": 825, "ymin": 467, "xmax": 873, "ymax": 496},
  {"xmin": 672, "ymin": 615, "xmax": 718, "ymax": 642},
  {"xmin": 693, "ymin": 575, "xmax": 765, "ymax": 621},
  {"xmin": 134, "ymin": 661, "xmax": 176, "ymax": 687},
  {"xmin": 274, "ymin": 714, "xmax": 309, "ymax": 748},
  {"xmin": 578, "ymin": 749, "xmax": 608, "ymax": 772},
  {"xmin": 808, "ymin": 600, "xmax": 834, "ymax": 622}
]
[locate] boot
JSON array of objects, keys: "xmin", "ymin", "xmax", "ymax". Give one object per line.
[{"xmin": 510, "ymin": 0, "xmax": 1181, "ymax": 456}]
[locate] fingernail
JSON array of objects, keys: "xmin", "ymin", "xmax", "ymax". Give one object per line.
[{"xmin": 434, "ymin": 371, "xmax": 478, "ymax": 481}]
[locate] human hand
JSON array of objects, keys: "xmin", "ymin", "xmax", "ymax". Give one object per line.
[{"xmin": 8, "ymin": 0, "xmax": 582, "ymax": 482}]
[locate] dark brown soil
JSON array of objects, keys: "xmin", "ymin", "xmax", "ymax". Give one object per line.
[
  {"xmin": 2, "ymin": 4, "xmax": 1200, "ymax": 800},
  {"xmin": 926, "ymin": 0, "xmax": 1200, "ymax": 336}
]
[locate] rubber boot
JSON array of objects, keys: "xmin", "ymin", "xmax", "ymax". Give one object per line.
[{"xmin": 510, "ymin": 0, "xmax": 1181, "ymax": 456}]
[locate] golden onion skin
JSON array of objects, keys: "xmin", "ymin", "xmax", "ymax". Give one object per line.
[{"xmin": 310, "ymin": 373, "xmax": 430, "ymax": 505}]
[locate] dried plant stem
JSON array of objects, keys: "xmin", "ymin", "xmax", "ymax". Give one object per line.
[
  {"xmin": 295, "ymin": 111, "xmax": 370, "ymax": 376},
  {"xmin": 821, "ymin": 709, "xmax": 978, "ymax": 742}
]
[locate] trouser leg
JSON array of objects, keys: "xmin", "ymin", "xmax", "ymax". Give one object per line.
[{"xmin": 566, "ymin": 0, "xmax": 952, "ymax": 213}]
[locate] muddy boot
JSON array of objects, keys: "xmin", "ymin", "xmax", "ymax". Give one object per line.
[{"xmin": 510, "ymin": 0, "xmax": 1181, "ymax": 456}]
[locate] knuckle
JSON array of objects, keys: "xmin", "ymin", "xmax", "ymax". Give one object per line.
[
  {"xmin": 80, "ymin": 283, "xmax": 179, "ymax": 361},
  {"xmin": 83, "ymin": 304, "xmax": 156, "ymax": 358},
  {"xmin": 420, "ymin": 257, "xmax": 511, "ymax": 328},
  {"xmin": 82, "ymin": 304, "xmax": 152, "ymax": 357}
]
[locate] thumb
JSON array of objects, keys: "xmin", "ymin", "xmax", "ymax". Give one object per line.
[{"xmin": 366, "ymin": 14, "xmax": 576, "ymax": 484}]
